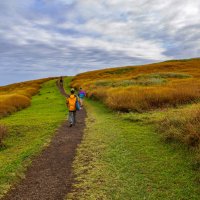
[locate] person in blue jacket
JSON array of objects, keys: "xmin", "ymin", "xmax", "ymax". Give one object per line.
[{"xmin": 78, "ymin": 87, "xmax": 86, "ymax": 108}]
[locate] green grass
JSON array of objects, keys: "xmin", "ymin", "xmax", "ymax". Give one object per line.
[
  {"xmin": 95, "ymin": 78, "xmax": 166, "ymax": 87},
  {"xmin": 95, "ymin": 73, "xmax": 191, "ymax": 88},
  {"xmin": 100, "ymin": 67, "xmax": 134, "ymax": 75},
  {"xmin": 135, "ymin": 72, "xmax": 192, "ymax": 79},
  {"xmin": 0, "ymin": 78, "xmax": 71, "ymax": 197},
  {"xmin": 67, "ymin": 99, "xmax": 200, "ymax": 200}
]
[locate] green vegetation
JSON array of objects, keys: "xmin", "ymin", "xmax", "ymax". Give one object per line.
[
  {"xmin": 95, "ymin": 73, "xmax": 191, "ymax": 88},
  {"xmin": 100, "ymin": 67, "xmax": 134, "ymax": 75},
  {"xmin": 158, "ymin": 106, "xmax": 200, "ymax": 147},
  {"xmin": 67, "ymin": 99, "xmax": 200, "ymax": 200},
  {"xmin": 0, "ymin": 67, "xmax": 199, "ymax": 199},
  {"xmin": 135, "ymin": 72, "xmax": 192, "ymax": 79},
  {"xmin": 120, "ymin": 102, "xmax": 200, "ymax": 150},
  {"xmin": 95, "ymin": 78, "xmax": 166, "ymax": 87},
  {"xmin": 0, "ymin": 125, "xmax": 7, "ymax": 147},
  {"xmin": 0, "ymin": 78, "xmax": 70, "ymax": 197}
]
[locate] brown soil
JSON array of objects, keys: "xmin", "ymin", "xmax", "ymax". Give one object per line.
[{"xmin": 2, "ymin": 89, "xmax": 86, "ymax": 199}]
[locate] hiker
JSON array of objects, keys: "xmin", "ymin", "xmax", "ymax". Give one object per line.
[
  {"xmin": 66, "ymin": 88, "xmax": 80, "ymax": 127},
  {"xmin": 78, "ymin": 87, "xmax": 86, "ymax": 107},
  {"xmin": 59, "ymin": 76, "xmax": 63, "ymax": 87}
]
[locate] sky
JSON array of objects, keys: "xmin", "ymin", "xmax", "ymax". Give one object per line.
[{"xmin": 0, "ymin": 0, "xmax": 200, "ymax": 85}]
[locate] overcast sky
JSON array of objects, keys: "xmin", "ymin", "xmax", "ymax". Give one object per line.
[{"xmin": 0, "ymin": 0, "xmax": 199, "ymax": 85}]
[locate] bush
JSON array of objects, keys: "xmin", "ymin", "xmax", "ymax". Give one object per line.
[
  {"xmin": 0, "ymin": 95, "xmax": 31, "ymax": 117},
  {"xmin": 0, "ymin": 125, "xmax": 7, "ymax": 147},
  {"xmin": 158, "ymin": 108, "xmax": 200, "ymax": 147}
]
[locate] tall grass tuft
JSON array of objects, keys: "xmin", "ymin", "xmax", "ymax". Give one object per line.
[
  {"xmin": 104, "ymin": 82, "xmax": 200, "ymax": 112},
  {"xmin": 0, "ymin": 125, "xmax": 7, "ymax": 147},
  {"xmin": 0, "ymin": 94, "xmax": 31, "ymax": 116},
  {"xmin": 158, "ymin": 108, "xmax": 200, "ymax": 147}
]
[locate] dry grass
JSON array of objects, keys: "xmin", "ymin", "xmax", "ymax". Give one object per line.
[
  {"xmin": 0, "ymin": 78, "xmax": 53, "ymax": 117},
  {"xmin": 0, "ymin": 94, "xmax": 31, "ymax": 116},
  {"xmin": 0, "ymin": 124, "xmax": 7, "ymax": 147},
  {"xmin": 71, "ymin": 58, "xmax": 200, "ymax": 112},
  {"xmin": 158, "ymin": 107, "xmax": 200, "ymax": 148},
  {"xmin": 105, "ymin": 80, "xmax": 200, "ymax": 112}
]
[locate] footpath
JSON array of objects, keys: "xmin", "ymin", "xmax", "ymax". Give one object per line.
[{"xmin": 2, "ymin": 81, "xmax": 86, "ymax": 200}]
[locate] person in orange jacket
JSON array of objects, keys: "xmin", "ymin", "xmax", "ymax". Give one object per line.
[{"xmin": 66, "ymin": 88, "xmax": 79, "ymax": 127}]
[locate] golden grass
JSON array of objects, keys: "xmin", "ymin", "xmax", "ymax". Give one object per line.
[
  {"xmin": 0, "ymin": 94, "xmax": 31, "ymax": 116},
  {"xmin": 105, "ymin": 80, "xmax": 200, "ymax": 112},
  {"xmin": 0, "ymin": 78, "xmax": 53, "ymax": 117},
  {"xmin": 71, "ymin": 58, "xmax": 200, "ymax": 111}
]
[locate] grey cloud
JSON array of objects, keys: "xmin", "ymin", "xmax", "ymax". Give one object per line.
[{"xmin": 0, "ymin": 0, "xmax": 199, "ymax": 85}]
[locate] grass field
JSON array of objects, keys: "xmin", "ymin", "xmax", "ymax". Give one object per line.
[
  {"xmin": 67, "ymin": 99, "xmax": 200, "ymax": 200},
  {"xmin": 0, "ymin": 60, "xmax": 199, "ymax": 199},
  {"xmin": 0, "ymin": 78, "xmax": 70, "ymax": 197}
]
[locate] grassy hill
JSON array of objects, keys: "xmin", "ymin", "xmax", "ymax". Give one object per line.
[
  {"xmin": 0, "ymin": 78, "xmax": 53, "ymax": 118},
  {"xmin": 0, "ymin": 58, "xmax": 200, "ymax": 199},
  {"xmin": 67, "ymin": 58, "xmax": 200, "ymax": 199},
  {"xmin": 71, "ymin": 58, "xmax": 200, "ymax": 112},
  {"xmin": 0, "ymin": 73, "xmax": 199, "ymax": 199},
  {"xmin": 71, "ymin": 58, "xmax": 200, "ymax": 156}
]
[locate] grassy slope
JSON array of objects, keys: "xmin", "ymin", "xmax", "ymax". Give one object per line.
[
  {"xmin": 0, "ymin": 78, "xmax": 70, "ymax": 197},
  {"xmin": 0, "ymin": 78, "xmax": 53, "ymax": 118},
  {"xmin": 68, "ymin": 99, "xmax": 200, "ymax": 200},
  {"xmin": 71, "ymin": 58, "xmax": 200, "ymax": 112}
]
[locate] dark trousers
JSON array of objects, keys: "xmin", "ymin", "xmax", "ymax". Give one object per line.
[{"xmin": 69, "ymin": 111, "xmax": 76, "ymax": 125}]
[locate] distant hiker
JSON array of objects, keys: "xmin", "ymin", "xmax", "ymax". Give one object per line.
[
  {"xmin": 78, "ymin": 87, "xmax": 86, "ymax": 107},
  {"xmin": 66, "ymin": 88, "xmax": 80, "ymax": 127},
  {"xmin": 59, "ymin": 76, "xmax": 63, "ymax": 87}
]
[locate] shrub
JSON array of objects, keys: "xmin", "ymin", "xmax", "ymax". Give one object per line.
[
  {"xmin": 0, "ymin": 125, "xmax": 7, "ymax": 147},
  {"xmin": 0, "ymin": 94, "xmax": 31, "ymax": 117},
  {"xmin": 158, "ymin": 108, "xmax": 200, "ymax": 147}
]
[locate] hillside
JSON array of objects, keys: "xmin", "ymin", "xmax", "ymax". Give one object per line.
[
  {"xmin": 71, "ymin": 58, "xmax": 200, "ymax": 112},
  {"xmin": 71, "ymin": 58, "xmax": 200, "ymax": 155},
  {"xmin": 0, "ymin": 78, "xmax": 53, "ymax": 118}
]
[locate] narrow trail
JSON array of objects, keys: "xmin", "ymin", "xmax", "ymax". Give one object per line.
[
  {"xmin": 2, "ymin": 82, "xmax": 86, "ymax": 200},
  {"xmin": 56, "ymin": 80, "xmax": 68, "ymax": 97}
]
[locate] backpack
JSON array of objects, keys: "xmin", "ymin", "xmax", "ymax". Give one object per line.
[
  {"xmin": 67, "ymin": 95, "xmax": 80, "ymax": 111},
  {"xmin": 76, "ymin": 98, "xmax": 80, "ymax": 111}
]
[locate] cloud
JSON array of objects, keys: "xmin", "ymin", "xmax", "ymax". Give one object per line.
[{"xmin": 0, "ymin": 0, "xmax": 199, "ymax": 85}]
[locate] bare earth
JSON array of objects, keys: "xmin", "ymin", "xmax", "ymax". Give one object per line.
[{"xmin": 2, "ymin": 109, "xmax": 86, "ymax": 200}]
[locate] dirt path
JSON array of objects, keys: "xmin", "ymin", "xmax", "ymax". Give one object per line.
[
  {"xmin": 2, "ymin": 100, "xmax": 86, "ymax": 199},
  {"xmin": 56, "ymin": 80, "xmax": 68, "ymax": 97}
]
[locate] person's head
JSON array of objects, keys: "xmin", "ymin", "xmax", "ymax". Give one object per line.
[
  {"xmin": 79, "ymin": 87, "xmax": 82, "ymax": 90},
  {"xmin": 71, "ymin": 88, "xmax": 75, "ymax": 94}
]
